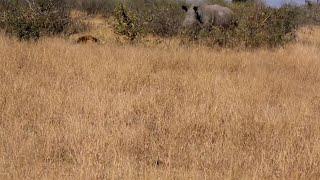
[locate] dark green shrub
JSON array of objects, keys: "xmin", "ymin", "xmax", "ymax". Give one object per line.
[
  {"xmin": 140, "ymin": 1, "xmax": 184, "ymax": 37},
  {"xmin": 113, "ymin": 3, "xmax": 144, "ymax": 41},
  {"xmin": 113, "ymin": 0, "xmax": 185, "ymax": 39},
  {"xmin": 300, "ymin": 5, "xmax": 320, "ymax": 25},
  {"xmin": 73, "ymin": 0, "xmax": 154, "ymax": 17},
  {"xmin": 237, "ymin": 4, "xmax": 299, "ymax": 47},
  {"xmin": 0, "ymin": 0, "xmax": 14, "ymax": 29},
  {"xmin": 5, "ymin": 8, "xmax": 41, "ymax": 40},
  {"xmin": 0, "ymin": 0, "xmax": 85, "ymax": 40},
  {"xmin": 76, "ymin": 0, "xmax": 118, "ymax": 17}
]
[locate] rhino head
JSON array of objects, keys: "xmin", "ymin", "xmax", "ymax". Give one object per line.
[{"xmin": 182, "ymin": 5, "xmax": 203, "ymax": 27}]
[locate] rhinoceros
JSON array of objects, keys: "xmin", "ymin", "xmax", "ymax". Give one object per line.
[{"xmin": 182, "ymin": 3, "xmax": 235, "ymax": 28}]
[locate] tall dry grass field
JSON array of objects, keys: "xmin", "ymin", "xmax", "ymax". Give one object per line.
[{"xmin": 1, "ymin": 27, "xmax": 320, "ymax": 179}]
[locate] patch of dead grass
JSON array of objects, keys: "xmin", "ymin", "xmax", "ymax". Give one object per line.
[{"xmin": 0, "ymin": 26, "xmax": 320, "ymax": 179}]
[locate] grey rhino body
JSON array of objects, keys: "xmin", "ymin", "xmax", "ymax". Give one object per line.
[{"xmin": 182, "ymin": 4, "xmax": 234, "ymax": 28}]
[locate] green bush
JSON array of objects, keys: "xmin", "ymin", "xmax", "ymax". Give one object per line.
[
  {"xmin": 75, "ymin": 0, "xmax": 118, "ymax": 17},
  {"xmin": 5, "ymin": 8, "xmax": 41, "ymax": 40},
  {"xmin": 113, "ymin": 0, "xmax": 185, "ymax": 40},
  {"xmin": 140, "ymin": 1, "xmax": 184, "ymax": 37},
  {"xmin": 0, "ymin": 0, "xmax": 82, "ymax": 40},
  {"xmin": 71, "ymin": 0, "xmax": 155, "ymax": 17},
  {"xmin": 236, "ymin": 4, "xmax": 299, "ymax": 47},
  {"xmin": 300, "ymin": 5, "xmax": 320, "ymax": 25},
  {"xmin": 113, "ymin": 3, "xmax": 144, "ymax": 41}
]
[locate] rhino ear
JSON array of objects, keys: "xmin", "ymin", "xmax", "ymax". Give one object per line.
[
  {"xmin": 193, "ymin": 6, "xmax": 203, "ymax": 24},
  {"xmin": 182, "ymin": 5, "xmax": 188, "ymax": 12},
  {"xmin": 193, "ymin": 6, "xmax": 198, "ymax": 12}
]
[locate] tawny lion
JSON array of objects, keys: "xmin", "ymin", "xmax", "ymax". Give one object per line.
[{"xmin": 76, "ymin": 35, "xmax": 100, "ymax": 44}]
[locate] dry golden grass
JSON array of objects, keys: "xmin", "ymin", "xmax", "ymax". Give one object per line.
[{"xmin": 1, "ymin": 26, "xmax": 320, "ymax": 179}]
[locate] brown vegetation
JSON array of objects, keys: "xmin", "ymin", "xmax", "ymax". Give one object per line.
[{"xmin": 1, "ymin": 26, "xmax": 320, "ymax": 179}]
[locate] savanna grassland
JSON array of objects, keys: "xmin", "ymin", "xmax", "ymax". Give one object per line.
[{"xmin": 1, "ymin": 13, "xmax": 320, "ymax": 179}]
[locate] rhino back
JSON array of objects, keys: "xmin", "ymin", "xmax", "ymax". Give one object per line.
[{"xmin": 202, "ymin": 4, "xmax": 233, "ymax": 26}]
